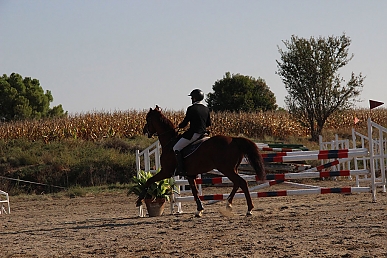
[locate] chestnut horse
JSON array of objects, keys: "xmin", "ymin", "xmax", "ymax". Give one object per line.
[{"xmin": 137, "ymin": 106, "xmax": 266, "ymax": 216}]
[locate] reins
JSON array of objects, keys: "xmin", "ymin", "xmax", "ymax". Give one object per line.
[{"xmin": 154, "ymin": 128, "xmax": 176, "ymax": 137}]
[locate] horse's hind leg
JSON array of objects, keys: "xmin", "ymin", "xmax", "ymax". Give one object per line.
[
  {"xmin": 226, "ymin": 171, "xmax": 254, "ymax": 216},
  {"xmin": 187, "ymin": 176, "xmax": 204, "ymax": 217},
  {"xmin": 238, "ymin": 176, "xmax": 254, "ymax": 215},
  {"xmin": 226, "ymin": 184, "xmax": 240, "ymax": 211}
]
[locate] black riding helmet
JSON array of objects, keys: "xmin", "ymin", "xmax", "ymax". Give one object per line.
[{"xmin": 188, "ymin": 89, "xmax": 204, "ymax": 101}]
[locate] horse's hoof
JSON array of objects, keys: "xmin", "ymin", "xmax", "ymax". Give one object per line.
[
  {"xmin": 246, "ymin": 210, "xmax": 253, "ymax": 216},
  {"xmin": 226, "ymin": 203, "xmax": 233, "ymax": 211},
  {"xmin": 195, "ymin": 210, "xmax": 204, "ymax": 217}
]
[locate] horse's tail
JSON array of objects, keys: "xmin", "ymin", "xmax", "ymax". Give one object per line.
[{"xmin": 234, "ymin": 137, "xmax": 266, "ymax": 180}]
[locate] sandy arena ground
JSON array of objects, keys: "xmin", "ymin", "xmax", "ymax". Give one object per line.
[{"xmin": 1, "ymin": 180, "xmax": 387, "ymax": 258}]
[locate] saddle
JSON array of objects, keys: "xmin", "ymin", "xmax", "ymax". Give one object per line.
[{"xmin": 180, "ymin": 135, "xmax": 210, "ymax": 158}]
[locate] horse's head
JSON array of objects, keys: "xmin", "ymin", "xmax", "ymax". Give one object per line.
[
  {"xmin": 143, "ymin": 105, "xmax": 162, "ymax": 138},
  {"xmin": 143, "ymin": 105, "xmax": 177, "ymax": 139}
]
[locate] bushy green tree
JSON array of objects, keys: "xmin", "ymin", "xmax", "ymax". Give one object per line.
[
  {"xmin": 206, "ymin": 72, "xmax": 277, "ymax": 112},
  {"xmin": 0, "ymin": 73, "xmax": 67, "ymax": 121},
  {"xmin": 276, "ymin": 34, "xmax": 364, "ymax": 141}
]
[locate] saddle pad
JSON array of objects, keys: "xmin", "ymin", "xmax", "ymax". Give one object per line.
[{"xmin": 182, "ymin": 137, "xmax": 210, "ymax": 158}]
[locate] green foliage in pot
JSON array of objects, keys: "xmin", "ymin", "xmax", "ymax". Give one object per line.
[{"xmin": 127, "ymin": 170, "xmax": 174, "ymax": 201}]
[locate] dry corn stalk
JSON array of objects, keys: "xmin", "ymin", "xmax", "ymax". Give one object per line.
[{"xmin": 0, "ymin": 108, "xmax": 385, "ymax": 143}]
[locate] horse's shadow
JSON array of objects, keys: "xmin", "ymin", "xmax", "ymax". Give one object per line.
[{"xmin": 0, "ymin": 213, "xmax": 207, "ymax": 236}]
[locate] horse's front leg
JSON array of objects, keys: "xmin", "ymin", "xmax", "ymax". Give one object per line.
[
  {"xmin": 136, "ymin": 169, "xmax": 171, "ymax": 207},
  {"xmin": 187, "ymin": 176, "xmax": 204, "ymax": 217}
]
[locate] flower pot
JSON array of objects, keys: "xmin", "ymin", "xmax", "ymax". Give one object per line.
[{"xmin": 144, "ymin": 198, "xmax": 166, "ymax": 217}]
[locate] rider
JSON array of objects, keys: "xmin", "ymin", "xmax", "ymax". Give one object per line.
[{"xmin": 173, "ymin": 89, "xmax": 211, "ymax": 175}]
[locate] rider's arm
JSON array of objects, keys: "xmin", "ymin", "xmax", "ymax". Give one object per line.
[
  {"xmin": 179, "ymin": 107, "xmax": 192, "ymax": 128},
  {"xmin": 206, "ymin": 112, "xmax": 211, "ymax": 127}
]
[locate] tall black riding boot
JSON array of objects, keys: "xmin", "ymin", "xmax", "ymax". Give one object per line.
[{"xmin": 174, "ymin": 150, "xmax": 185, "ymax": 176}]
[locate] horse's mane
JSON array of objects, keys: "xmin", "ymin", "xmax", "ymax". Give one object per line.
[
  {"xmin": 148, "ymin": 108, "xmax": 176, "ymax": 132},
  {"xmin": 158, "ymin": 111, "xmax": 175, "ymax": 130}
]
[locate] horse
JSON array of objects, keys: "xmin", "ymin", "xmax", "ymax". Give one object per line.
[{"xmin": 137, "ymin": 106, "xmax": 266, "ymax": 217}]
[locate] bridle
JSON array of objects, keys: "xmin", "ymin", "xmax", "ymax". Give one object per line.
[{"xmin": 143, "ymin": 117, "xmax": 156, "ymax": 138}]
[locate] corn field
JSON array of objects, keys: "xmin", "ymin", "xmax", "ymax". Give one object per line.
[{"xmin": 0, "ymin": 108, "xmax": 386, "ymax": 142}]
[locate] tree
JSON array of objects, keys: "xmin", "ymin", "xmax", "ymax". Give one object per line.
[
  {"xmin": 206, "ymin": 72, "xmax": 277, "ymax": 112},
  {"xmin": 0, "ymin": 73, "xmax": 67, "ymax": 121},
  {"xmin": 276, "ymin": 34, "xmax": 364, "ymax": 141}
]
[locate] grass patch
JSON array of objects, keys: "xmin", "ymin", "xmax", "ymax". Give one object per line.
[
  {"xmin": 0, "ymin": 137, "xmax": 155, "ymax": 194},
  {"xmin": 64, "ymin": 186, "xmax": 88, "ymax": 198},
  {"xmin": 10, "ymin": 183, "xmax": 130, "ymax": 200}
]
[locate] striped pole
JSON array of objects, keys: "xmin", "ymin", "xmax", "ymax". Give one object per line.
[
  {"xmin": 175, "ymin": 187, "xmax": 371, "ymax": 203},
  {"xmin": 173, "ymin": 169, "xmax": 369, "ymax": 186},
  {"xmin": 308, "ymin": 158, "xmax": 352, "ymax": 172},
  {"xmin": 266, "ymin": 169, "xmax": 368, "ymax": 180},
  {"xmin": 240, "ymin": 157, "xmax": 353, "ymax": 173},
  {"xmin": 262, "ymin": 148, "xmax": 368, "ymax": 163},
  {"xmin": 259, "ymin": 146, "xmax": 302, "ymax": 152},
  {"xmin": 206, "ymin": 179, "xmax": 284, "ymax": 204}
]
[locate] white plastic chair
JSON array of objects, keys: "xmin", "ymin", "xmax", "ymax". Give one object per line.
[{"xmin": 0, "ymin": 190, "xmax": 10, "ymax": 214}]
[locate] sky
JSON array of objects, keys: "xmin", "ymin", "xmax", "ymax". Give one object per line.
[{"xmin": 1, "ymin": 0, "xmax": 386, "ymax": 114}]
